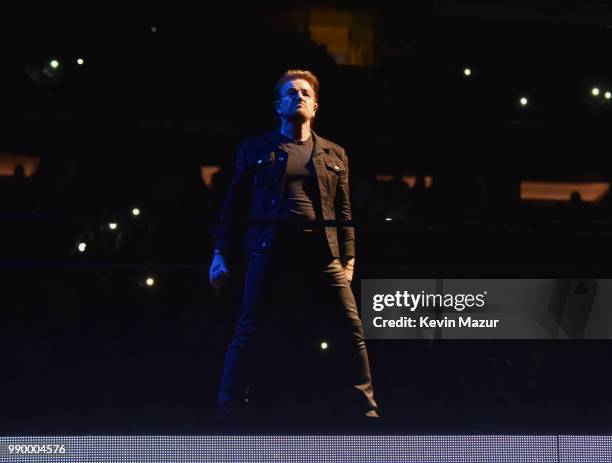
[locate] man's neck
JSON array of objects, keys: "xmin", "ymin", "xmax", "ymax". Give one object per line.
[{"xmin": 280, "ymin": 120, "xmax": 311, "ymax": 142}]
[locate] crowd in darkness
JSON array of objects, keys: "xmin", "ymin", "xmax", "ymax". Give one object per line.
[{"xmin": 4, "ymin": 152, "xmax": 612, "ymax": 218}]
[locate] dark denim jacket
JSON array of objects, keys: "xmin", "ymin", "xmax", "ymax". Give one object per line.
[{"xmin": 213, "ymin": 130, "xmax": 355, "ymax": 259}]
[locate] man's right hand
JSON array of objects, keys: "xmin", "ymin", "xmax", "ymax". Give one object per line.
[{"xmin": 209, "ymin": 251, "xmax": 229, "ymax": 294}]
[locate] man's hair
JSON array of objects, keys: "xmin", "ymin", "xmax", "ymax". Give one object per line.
[{"xmin": 274, "ymin": 69, "xmax": 320, "ymax": 103}]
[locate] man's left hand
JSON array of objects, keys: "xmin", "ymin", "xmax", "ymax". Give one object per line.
[{"xmin": 341, "ymin": 256, "xmax": 355, "ymax": 283}]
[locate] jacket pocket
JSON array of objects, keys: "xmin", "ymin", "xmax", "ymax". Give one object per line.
[
  {"xmin": 253, "ymin": 152, "xmax": 275, "ymax": 189},
  {"xmin": 324, "ymin": 158, "xmax": 345, "ymax": 173},
  {"xmin": 323, "ymin": 158, "xmax": 345, "ymax": 195},
  {"xmin": 255, "ymin": 152, "xmax": 275, "ymax": 167}
]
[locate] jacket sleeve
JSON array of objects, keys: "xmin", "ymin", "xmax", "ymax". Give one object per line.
[
  {"xmin": 212, "ymin": 142, "xmax": 251, "ymax": 255},
  {"xmin": 334, "ymin": 147, "xmax": 356, "ymax": 258}
]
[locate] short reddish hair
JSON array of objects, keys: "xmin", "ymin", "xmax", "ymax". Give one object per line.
[{"xmin": 274, "ymin": 69, "xmax": 320, "ymax": 103}]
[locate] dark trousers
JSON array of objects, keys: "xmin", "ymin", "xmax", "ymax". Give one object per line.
[{"xmin": 216, "ymin": 229, "xmax": 378, "ymax": 419}]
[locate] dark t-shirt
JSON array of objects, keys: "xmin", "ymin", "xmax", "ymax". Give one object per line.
[{"xmin": 278, "ymin": 135, "xmax": 319, "ymax": 228}]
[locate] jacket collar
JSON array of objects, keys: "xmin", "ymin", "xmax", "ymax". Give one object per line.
[{"xmin": 311, "ymin": 130, "xmax": 328, "ymax": 158}]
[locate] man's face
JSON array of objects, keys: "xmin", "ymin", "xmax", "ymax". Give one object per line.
[{"xmin": 275, "ymin": 78, "xmax": 318, "ymax": 123}]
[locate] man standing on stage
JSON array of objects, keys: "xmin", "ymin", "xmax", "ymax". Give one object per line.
[{"xmin": 209, "ymin": 69, "xmax": 379, "ymax": 420}]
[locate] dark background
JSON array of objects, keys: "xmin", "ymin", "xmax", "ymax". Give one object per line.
[{"xmin": 2, "ymin": 1, "xmax": 612, "ymax": 434}]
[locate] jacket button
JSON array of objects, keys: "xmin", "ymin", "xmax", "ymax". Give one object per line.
[
  {"xmin": 278, "ymin": 156, "xmax": 285, "ymax": 162},
  {"xmin": 257, "ymin": 159, "xmax": 263, "ymax": 165},
  {"xmin": 261, "ymin": 241, "xmax": 267, "ymax": 248},
  {"xmin": 334, "ymin": 165, "xmax": 339, "ymax": 171},
  {"xmin": 271, "ymin": 199, "xmax": 276, "ymax": 206}
]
